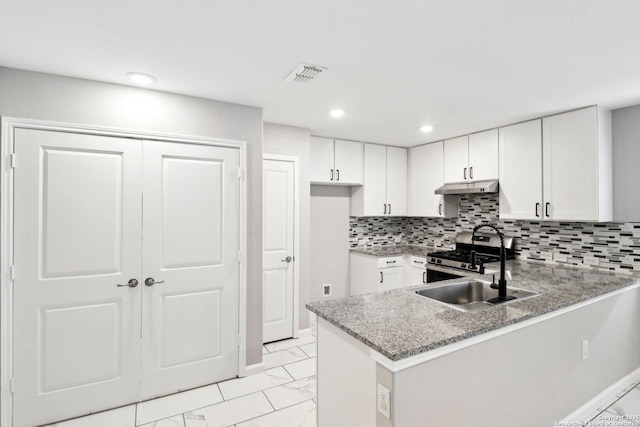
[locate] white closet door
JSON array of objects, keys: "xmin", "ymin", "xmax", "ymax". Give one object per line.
[
  {"xmin": 262, "ymin": 159, "xmax": 295, "ymax": 343},
  {"xmin": 141, "ymin": 141, "xmax": 240, "ymax": 399},
  {"xmin": 12, "ymin": 129, "xmax": 143, "ymax": 427}
]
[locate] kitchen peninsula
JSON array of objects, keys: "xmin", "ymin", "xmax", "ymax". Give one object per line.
[{"xmin": 307, "ymin": 260, "xmax": 640, "ymax": 427}]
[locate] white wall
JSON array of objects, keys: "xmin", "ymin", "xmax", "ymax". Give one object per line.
[
  {"xmin": 612, "ymin": 104, "xmax": 640, "ymax": 222},
  {"xmin": 310, "ymin": 186, "xmax": 351, "ymax": 301},
  {"xmin": 0, "ymin": 67, "xmax": 265, "ymax": 365},
  {"xmin": 263, "ymin": 123, "xmax": 311, "ymax": 330}
]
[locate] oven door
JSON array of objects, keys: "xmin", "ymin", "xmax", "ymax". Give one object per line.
[{"xmin": 426, "ymin": 267, "xmax": 465, "ymax": 283}]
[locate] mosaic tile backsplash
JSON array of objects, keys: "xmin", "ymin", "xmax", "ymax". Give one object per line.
[{"xmin": 349, "ymin": 193, "xmax": 640, "ymax": 273}]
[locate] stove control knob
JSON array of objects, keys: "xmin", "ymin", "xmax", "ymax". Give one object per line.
[
  {"xmin": 430, "ymin": 257, "xmax": 436, "ymax": 263},
  {"xmin": 436, "ymin": 259, "xmax": 442, "ymax": 264},
  {"xmin": 461, "ymin": 263, "xmax": 466, "ymax": 269}
]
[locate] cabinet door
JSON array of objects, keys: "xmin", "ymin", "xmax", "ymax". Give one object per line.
[
  {"xmin": 407, "ymin": 266, "xmax": 427, "ymax": 286},
  {"xmin": 409, "ymin": 142, "xmax": 455, "ymax": 217},
  {"xmin": 361, "ymin": 143, "xmax": 387, "ymax": 215},
  {"xmin": 334, "ymin": 139, "xmax": 363, "ymax": 185},
  {"xmin": 543, "ymin": 107, "xmax": 599, "ymax": 221},
  {"xmin": 443, "ymin": 135, "xmax": 469, "ymax": 183},
  {"xmin": 378, "ymin": 266, "xmax": 404, "ymax": 291},
  {"xmin": 468, "ymin": 129, "xmax": 499, "ymax": 181},
  {"xmin": 499, "ymin": 120, "xmax": 543, "ymax": 220},
  {"xmin": 386, "ymin": 146, "xmax": 407, "ymax": 216},
  {"xmin": 310, "ymin": 136, "xmax": 334, "ymax": 184}
]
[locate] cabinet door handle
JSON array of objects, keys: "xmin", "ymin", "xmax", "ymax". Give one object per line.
[
  {"xmin": 469, "ymin": 166, "xmax": 473, "ymax": 180},
  {"xmin": 388, "ymin": 204, "xmax": 391, "ymax": 215},
  {"xmin": 464, "ymin": 167, "xmax": 467, "ymax": 180},
  {"xmin": 386, "ymin": 260, "xmax": 396, "ymax": 264},
  {"xmin": 423, "ymin": 271, "xmax": 426, "ymax": 284},
  {"xmin": 336, "ymin": 169, "xmax": 340, "ymax": 181},
  {"xmin": 439, "ymin": 203, "xmax": 443, "ymax": 215},
  {"xmin": 383, "ymin": 204, "xmax": 387, "ymax": 215},
  {"xmin": 330, "ymin": 169, "xmax": 334, "ymax": 181},
  {"xmin": 380, "ymin": 271, "xmax": 384, "ymax": 283},
  {"xmin": 545, "ymin": 202, "xmax": 550, "ymax": 218},
  {"xmin": 535, "ymin": 202, "xmax": 540, "ymax": 218}
]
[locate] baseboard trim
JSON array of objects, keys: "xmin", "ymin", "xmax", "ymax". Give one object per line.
[
  {"xmin": 241, "ymin": 362, "xmax": 264, "ymax": 377},
  {"xmin": 560, "ymin": 366, "xmax": 640, "ymax": 423}
]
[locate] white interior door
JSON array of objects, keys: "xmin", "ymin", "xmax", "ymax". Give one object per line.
[
  {"xmin": 12, "ymin": 129, "xmax": 143, "ymax": 427},
  {"xmin": 262, "ymin": 159, "xmax": 295, "ymax": 343},
  {"xmin": 141, "ymin": 141, "xmax": 240, "ymax": 399}
]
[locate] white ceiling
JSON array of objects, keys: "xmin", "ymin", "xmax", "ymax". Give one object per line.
[{"xmin": 2, "ymin": 0, "xmax": 640, "ymax": 147}]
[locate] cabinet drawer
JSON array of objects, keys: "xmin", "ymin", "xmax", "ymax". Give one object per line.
[
  {"xmin": 407, "ymin": 255, "xmax": 426, "ymax": 268},
  {"xmin": 378, "ymin": 256, "xmax": 403, "ymax": 268}
]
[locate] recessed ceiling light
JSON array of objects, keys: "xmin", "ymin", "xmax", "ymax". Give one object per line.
[
  {"xmin": 330, "ymin": 109, "xmax": 345, "ymax": 118},
  {"xmin": 126, "ymin": 72, "xmax": 157, "ymax": 86},
  {"xmin": 420, "ymin": 125, "xmax": 434, "ymax": 133}
]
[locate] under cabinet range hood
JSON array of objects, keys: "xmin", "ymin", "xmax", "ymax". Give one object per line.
[{"xmin": 434, "ymin": 179, "xmax": 499, "ymax": 195}]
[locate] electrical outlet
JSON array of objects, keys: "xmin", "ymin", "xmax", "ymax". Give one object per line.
[
  {"xmin": 583, "ymin": 254, "xmax": 598, "ymax": 266},
  {"xmin": 539, "ymin": 251, "xmax": 553, "ymax": 260},
  {"xmin": 322, "ymin": 284, "xmax": 332, "ymax": 297},
  {"xmin": 377, "ymin": 383, "xmax": 391, "ymax": 419},
  {"xmin": 582, "ymin": 340, "xmax": 589, "ymax": 360}
]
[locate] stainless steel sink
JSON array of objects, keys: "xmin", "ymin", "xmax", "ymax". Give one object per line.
[{"xmin": 414, "ymin": 279, "xmax": 539, "ymax": 312}]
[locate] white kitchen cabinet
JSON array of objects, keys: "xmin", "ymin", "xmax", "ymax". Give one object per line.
[
  {"xmin": 310, "ymin": 136, "xmax": 363, "ymax": 185},
  {"xmin": 351, "ymin": 144, "xmax": 407, "ymax": 216},
  {"xmin": 499, "ymin": 106, "xmax": 612, "ymax": 222},
  {"xmin": 350, "ymin": 253, "xmax": 405, "ymax": 295},
  {"xmin": 498, "ymin": 119, "xmax": 543, "ymax": 220},
  {"xmin": 469, "ymin": 129, "xmax": 499, "ymax": 181},
  {"xmin": 443, "ymin": 135, "xmax": 469, "ymax": 183},
  {"xmin": 408, "ymin": 141, "xmax": 457, "ymax": 218},
  {"xmin": 405, "ymin": 255, "xmax": 427, "ymax": 286},
  {"xmin": 542, "ymin": 107, "xmax": 611, "ymax": 221},
  {"xmin": 444, "ymin": 130, "xmax": 499, "ymax": 183}
]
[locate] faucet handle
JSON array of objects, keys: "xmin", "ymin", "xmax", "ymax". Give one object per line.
[
  {"xmin": 470, "ymin": 250, "xmax": 476, "ymax": 268},
  {"xmin": 478, "ymin": 260, "xmax": 485, "ymax": 274}
]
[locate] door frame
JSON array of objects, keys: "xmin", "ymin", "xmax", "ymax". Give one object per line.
[
  {"xmin": 263, "ymin": 154, "xmax": 301, "ymax": 339},
  {"xmin": 0, "ymin": 117, "xmax": 248, "ymax": 427}
]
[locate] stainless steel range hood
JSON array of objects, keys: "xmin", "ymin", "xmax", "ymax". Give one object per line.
[{"xmin": 434, "ymin": 179, "xmax": 499, "ymax": 195}]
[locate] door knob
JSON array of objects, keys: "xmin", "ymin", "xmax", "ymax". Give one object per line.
[
  {"xmin": 281, "ymin": 256, "xmax": 292, "ymax": 263},
  {"xmin": 145, "ymin": 277, "xmax": 165, "ymax": 286},
  {"xmin": 117, "ymin": 278, "xmax": 138, "ymax": 288}
]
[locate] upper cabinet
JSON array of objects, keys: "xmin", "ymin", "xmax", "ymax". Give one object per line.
[
  {"xmin": 499, "ymin": 106, "xmax": 612, "ymax": 222},
  {"xmin": 351, "ymin": 144, "xmax": 407, "ymax": 216},
  {"xmin": 443, "ymin": 130, "xmax": 499, "ymax": 183},
  {"xmin": 408, "ymin": 141, "xmax": 457, "ymax": 218},
  {"xmin": 498, "ymin": 120, "xmax": 543, "ymax": 220},
  {"xmin": 310, "ymin": 137, "xmax": 363, "ymax": 185}
]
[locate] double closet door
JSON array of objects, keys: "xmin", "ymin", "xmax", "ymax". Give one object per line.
[{"xmin": 12, "ymin": 129, "xmax": 240, "ymax": 427}]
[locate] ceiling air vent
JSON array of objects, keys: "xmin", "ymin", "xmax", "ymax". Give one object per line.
[{"xmin": 284, "ymin": 63, "xmax": 327, "ymax": 84}]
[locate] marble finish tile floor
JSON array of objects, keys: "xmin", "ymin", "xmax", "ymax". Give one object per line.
[{"xmin": 45, "ymin": 335, "xmax": 317, "ymax": 427}]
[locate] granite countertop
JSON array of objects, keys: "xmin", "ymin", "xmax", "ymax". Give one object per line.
[
  {"xmin": 350, "ymin": 244, "xmax": 436, "ymax": 258},
  {"xmin": 306, "ymin": 259, "xmax": 639, "ymax": 361}
]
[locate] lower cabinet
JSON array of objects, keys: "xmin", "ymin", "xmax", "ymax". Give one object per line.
[
  {"xmin": 350, "ymin": 253, "xmax": 406, "ymax": 295},
  {"xmin": 405, "ymin": 255, "xmax": 427, "ymax": 286}
]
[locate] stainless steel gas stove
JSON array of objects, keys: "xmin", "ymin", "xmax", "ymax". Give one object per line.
[{"xmin": 426, "ymin": 232, "xmax": 515, "ymax": 282}]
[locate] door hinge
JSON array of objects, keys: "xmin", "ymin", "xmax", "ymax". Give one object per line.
[
  {"xmin": 10, "ymin": 265, "xmax": 15, "ymax": 281},
  {"xmin": 10, "ymin": 378, "xmax": 14, "ymax": 393},
  {"xmin": 9, "ymin": 153, "xmax": 16, "ymax": 169}
]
